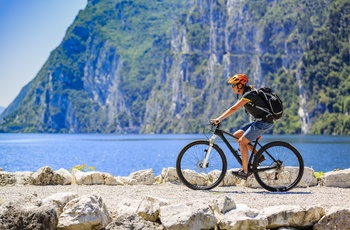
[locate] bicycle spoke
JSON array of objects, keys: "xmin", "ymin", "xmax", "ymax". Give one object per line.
[
  {"xmin": 253, "ymin": 141, "xmax": 304, "ymax": 192},
  {"xmin": 176, "ymin": 140, "xmax": 227, "ymax": 190}
]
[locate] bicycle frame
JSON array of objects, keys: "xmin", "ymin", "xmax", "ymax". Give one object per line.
[{"xmin": 204, "ymin": 124, "xmax": 266, "ymax": 171}]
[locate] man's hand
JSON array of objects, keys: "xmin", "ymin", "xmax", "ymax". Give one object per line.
[{"xmin": 209, "ymin": 119, "xmax": 220, "ymax": 125}]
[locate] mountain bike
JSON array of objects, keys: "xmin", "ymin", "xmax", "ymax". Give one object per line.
[{"xmin": 176, "ymin": 123, "xmax": 304, "ymax": 192}]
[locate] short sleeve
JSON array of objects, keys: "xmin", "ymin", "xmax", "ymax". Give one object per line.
[{"xmin": 242, "ymin": 90, "xmax": 259, "ymax": 102}]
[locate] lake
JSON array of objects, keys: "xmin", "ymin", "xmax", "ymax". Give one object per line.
[{"xmin": 0, "ymin": 133, "xmax": 349, "ymax": 176}]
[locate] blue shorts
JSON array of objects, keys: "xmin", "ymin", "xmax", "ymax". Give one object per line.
[{"xmin": 240, "ymin": 121, "xmax": 273, "ymax": 142}]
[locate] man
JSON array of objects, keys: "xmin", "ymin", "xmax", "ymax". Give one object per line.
[{"xmin": 210, "ymin": 74, "xmax": 274, "ymax": 180}]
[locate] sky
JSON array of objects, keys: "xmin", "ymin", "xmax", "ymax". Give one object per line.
[{"xmin": 0, "ymin": 0, "xmax": 87, "ymax": 108}]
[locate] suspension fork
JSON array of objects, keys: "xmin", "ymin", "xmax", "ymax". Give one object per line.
[{"xmin": 202, "ymin": 134, "xmax": 217, "ymax": 168}]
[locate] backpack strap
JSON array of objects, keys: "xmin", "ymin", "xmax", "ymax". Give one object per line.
[
  {"xmin": 250, "ymin": 89, "xmax": 272, "ymax": 115},
  {"xmin": 249, "ymin": 102, "xmax": 273, "ymax": 116}
]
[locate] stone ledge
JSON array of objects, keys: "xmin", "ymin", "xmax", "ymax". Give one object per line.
[
  {"xmin": 1, "ymin": 166, "xmax": 350, "ymax": 188},
  {"xmin": 1, "ymin": 191, "xmax": 349, "ymax": 229}
]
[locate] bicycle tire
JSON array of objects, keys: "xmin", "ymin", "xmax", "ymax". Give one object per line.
[
  {"xmin": 176, "ymin": 140, "xmax": 227, "ymax": 190},
  {"xmin": 252, "ymin": 141, "xmax": 304, "ymax": 192}
]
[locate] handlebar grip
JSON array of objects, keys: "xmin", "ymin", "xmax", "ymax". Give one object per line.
[{"xmin": 208, "ymin": 120, "xmax": 220, "ymax": 127}]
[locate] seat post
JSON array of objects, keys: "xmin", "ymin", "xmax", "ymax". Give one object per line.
[{"xmin": 252, "ymin": 136, "xmax": 262, "ymax": 154}]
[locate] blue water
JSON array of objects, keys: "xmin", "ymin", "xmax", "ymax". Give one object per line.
[{"xmin": 0, "ymin": 134, "xmax": 349, "ymax": 176}]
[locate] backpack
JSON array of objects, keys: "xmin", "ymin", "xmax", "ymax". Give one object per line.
[{"xmin": 255, "ymin": 87, "xmax": 283, "ymax": 120}]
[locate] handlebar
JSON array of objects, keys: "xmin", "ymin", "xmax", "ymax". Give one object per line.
[
  {"xmin": 208, "ymin": 119, "xmax": 221, "ymax": 128},
  {"xmin": 206, "ymin": 121, "xmax": 261, "ymax": 146}
]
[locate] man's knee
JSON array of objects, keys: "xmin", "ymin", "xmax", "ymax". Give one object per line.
[
  {"xmin": 238, "ymin": 136, "xmax": 250, "ymax": 146},
  {"xmin": 234, "ymin": 130, "xmax": 244, "ymax": 139}
]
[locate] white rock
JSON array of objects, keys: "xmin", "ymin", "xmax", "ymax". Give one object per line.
[
  {"xmin": 114, "ymin": 176, "xmax": 128, "ymax": 185},
  {"xmin": 0, "ymin": 171, "xmax": 16, "ymax": 185},
  {"xmin": 106, "ymin": 214, "xmax": 163, "ymax": 230},
  {"xmin": 159, "ymin": 201, "xmax": 216, "ymax": 230},
  {"xmin": 298, "ymin": 167, "xmax": 318, "ymax": 187},
  {"xmin": 127, "ymin": 168, "xmax": 155, "ymax": 185},
  {"xmin": 322, "ymin": 168, "xmax": 350, "ymax": 188},
  {"xmin": 14, "ymin": 171, "xmax": 33, "ymax": 185},
  {"xmin": 208, "ymin": 169, "xmax": 240, "ymax": 187},
  {"xmin": 71, "ymin": 169, "xmax": 104, "ymax": 185},
  {"xmin": 314, "ymin": 206, "xmax": 350, "ymax": 230},
  {"xmin": 209, "ymin": 195, "xmax": 236, "ymax": 214},
  {"xmin": 58, "ymin": 193, "xmax": 112, "ymax": 230},
  {"xmin": 55, "ymin": 168, "xmax": 72, "ymax": 185},
  {"xmin": 103, "ymin": 173, "xmax": 119, "ymax": 185},
  {"xmin": 258, "ymin": 205, "xmax": 325, "ymax": 229},
  {"xmin": 115, "ymin": 198, "xmax": 143, "ymax": 217},
  {"xmin": 180, "ymin": 169, "xmax": 207, "ymax": 186},
  {"xmin": 42, "ymin": 192, "xmax": 79, "ymax": 216},
  {"xmin": 217, "ymin": 204, "xmax": 265, "ymax": 230},
  {"xmin": 137, "ymin": 196, "xmax": 170, "ymax": 222},
  {"xmin": 32, "ymin": 166, "xmax": 66, "ymax": 185},
  {"xmin": 158, "ymin": 167, "xmax": 179, "ymax": 183}
]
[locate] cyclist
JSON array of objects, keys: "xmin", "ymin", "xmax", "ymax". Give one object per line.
[{"xmin": 210, "ymin": 74, "xmax": 273, "ymax": 180}]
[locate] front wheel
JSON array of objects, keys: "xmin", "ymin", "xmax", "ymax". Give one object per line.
[
  {"xmin": 252, "ymin": 141, "xmax": 304, "ymax": 192},
  {"xmin": 176, "ymin": 140, "xmax": 227, "ymax": 190}
]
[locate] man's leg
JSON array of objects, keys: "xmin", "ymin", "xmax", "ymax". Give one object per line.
[
  {"xmin": 238, "ymin": 136, "xmax": 250, "ymax": 173},
  {"xmin": 233, "ymin": 130, "xmax": 257, "ymax": 155},
  {"xmin": 233, "ymin": 130, "xmax": 251, "ymax": 172}
]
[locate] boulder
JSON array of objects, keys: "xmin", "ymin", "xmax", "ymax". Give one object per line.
[
  {"xmin": 42, "ymin": 192, "xmax": 79, "ymax": 216},
  {"xmin": 71, "ymin": 169, "xmax": 103, "ymax": 185},
  {"xmin": 179, "ymin": 169, "xmax": 207, "ymax": 186},
  {"xmin": 114, "ymin": 176, "xmax": 128, "ymax": 185},
  {"xmin": 106, "ymin": 214, "xmax": 163, "ymax": 230},
  {"xmin": 104, "ymin": 174, "xmax": 119, "ymax": 185},
  {"xmin": 209, "ymin": 195, "xmax": 236, "ymax": 215},
  {"xmin": 127, "ymin": 169, "xmax": 155, "ymax": 185},
  {"xmin": 55, "ymin": 168, "xmax": 72, "ymax": 185},
  {"xmin": 32, "ymin": 166, "xmax": 69, "ymax": 185},
  {"xmin": 115, "ymin": 198, "xmax": 143, "ymax": 217},
  {"xmin": 157, "ymin": 167, "xmax": 179, "ymax": 184},
  {"xmin": 314, "ymin": 207, "xmax": 350, "ymax": 230},
  {"xmin": 258, "ymin": 205, "xmax": 325, "ymax": 229},
  {"xmin": 159, "ymin": 201, "xmax": 216, "ymax": 230},
  {"xmin": 17, "ymin": 171, "xmax": 35, "ymax": 185},
  {"xmin": 0, "ymin": 171, "xmax": 33, "ymax": 186},
  {"xmin": 209, "ymin": 169, "xmax": 240, "ymax": 187},
  {"xmin": 57, "ymin": 193, "xmax": 112, "ymax": 230},
  {"xmin": 71, "ymin": 168, "xmax": 117, "ymax": 185},
  {"xmin": 216, "ymin": 204, "xmax": 265, "ymax": 230},
  {"xmin": 0, "ymin": 171, "xmax": 16, "ymax": 186},
  {"xmin": 0, "ymin": 197, "xmax": 57, "ymax": 230},
  {"xmin": 297, "ymin": 167, "xmax": 318, "ymax": 187},
  {"xmin": 136, "ymin": 196, "xmax": 170, "ymax": 222},
  {"xmin": 321, "ymin": 169, "xmax": 350, "ymax": 188}
]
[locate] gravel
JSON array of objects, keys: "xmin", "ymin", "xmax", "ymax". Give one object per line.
[{"xmin": 1, "ymin": 184, "xmax": 349, "ymax": 212}]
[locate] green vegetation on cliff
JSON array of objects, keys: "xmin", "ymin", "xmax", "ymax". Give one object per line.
[{"xmin": 0, "ymin": 0, "xmax": 349, "ymax": 135}]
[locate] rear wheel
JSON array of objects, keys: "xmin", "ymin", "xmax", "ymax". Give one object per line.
[
  {"xmin": 252, "ymin": 141, "xmax": 304, "ymax": 192},
  {"xmin": 176, "ymin": 140, "xmax": 227, "ymax": 190}
]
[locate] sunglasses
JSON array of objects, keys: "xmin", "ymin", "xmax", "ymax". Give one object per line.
[{"xmin": 231, "ymin": 83, "xmax": 240, "ymax": 88}]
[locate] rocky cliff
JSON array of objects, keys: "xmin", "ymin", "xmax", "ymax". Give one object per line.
[{"xmin": 0, "ymin": 0, "xmax": 349, "ymax": 134}]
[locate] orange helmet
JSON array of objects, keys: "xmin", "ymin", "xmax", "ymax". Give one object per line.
[{"xmin": 228, "ymin": 74, "xmax": 248, "ymax": 85}]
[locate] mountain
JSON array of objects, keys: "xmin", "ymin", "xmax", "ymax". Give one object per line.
[
  {"xmin": 0, "ymin": 0, "xmax": 349, "ymax": 135},
  {"xmin": 0, "ymin": 106, "xmax": 5, "ymax": 115}
]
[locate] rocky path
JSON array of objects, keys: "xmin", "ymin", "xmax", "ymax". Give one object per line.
[{"xmin": 1, "ymin": 184, "xmax": 349, "ymax": 212}]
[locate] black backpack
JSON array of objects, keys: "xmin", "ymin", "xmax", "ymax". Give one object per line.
[{"xmin": 255, "ymin": 87, "xmax": 283, "ymax": 120}]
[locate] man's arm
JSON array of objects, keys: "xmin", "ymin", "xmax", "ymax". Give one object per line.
[{"xmin": 213, "ymin": 98, "xmax": 249, "ymax": 123}]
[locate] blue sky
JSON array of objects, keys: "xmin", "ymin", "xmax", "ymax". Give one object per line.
[{"xmin": 0, "ymin": 0, "xmax": 86, "ymax": 108}]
